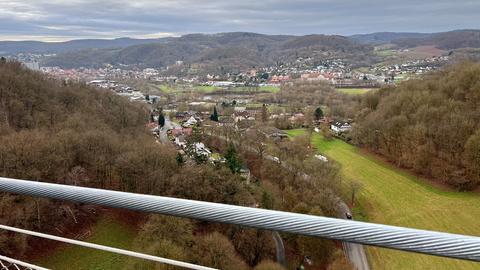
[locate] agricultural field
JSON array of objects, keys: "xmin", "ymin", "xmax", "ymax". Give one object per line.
[
  {"xmin": 136, "ymin": 82, "xmax": 176, "ymax": 94},
  {"xmin": 286, "ymin": 129, "xmax": 480, "ymax": 270},
  {"xmin": 38, "ymin": 216, "xmax": 138, "ymax": 269},
  {"xmin": 336, "ymin": 88, "xmax": 376, "ymax": 95},
  {"xmin": 258, "ymin": 85, "xmax": 280, "ymax": 93}
]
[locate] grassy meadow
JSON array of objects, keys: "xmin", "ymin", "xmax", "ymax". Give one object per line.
[
  {"xmin": 38, "ymin": 216, "xmax": 139, "ymax": 270},
  {"xmin": 286, "ymin": 129, "xmax": 480, "ymax": 270},
  {"xmin": 336, "ymin": 88, "xmax": 375, "ymax": 95}
]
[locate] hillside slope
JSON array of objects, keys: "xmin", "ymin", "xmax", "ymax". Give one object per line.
[
  {"xmin": 349, "ymin": 32, "xmax": 431, "ymax": 44},
  {"xmin": 353, "ymin": 62, "xmax": 480, "ymax": 190},
  {"xmin": 288, "ymin": 130, "xmax": 480, "ymax": 270},
  {"xmin": 41, "ymin": 32, "xmax": 374, "ymax": 70},
  {"xmin": 0, "ymin": 61, "xmax": 170, "ymax": 257},
  {"xmin": 392, "ymin": 30, "xmax": 480, "ymax": 49},
  {"xmin": 0, "ymin": 37, "xmax": 170, "ymax": 55}
]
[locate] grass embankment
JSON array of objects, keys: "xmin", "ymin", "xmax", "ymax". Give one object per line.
[
  {"xmin": 286, "ymin": 129, "xmax": 480, "ymax": 270},
  {"xmin": 38, "ymin": 216, "xmax": 138, "ymax": 269}
]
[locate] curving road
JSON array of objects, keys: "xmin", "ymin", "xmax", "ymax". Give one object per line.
[
  {"xmin": 272, "ymin": 231, "xmax": 286, "ymax": 267},
  {"xmin": 159, "ymin": 117, "xmax": 181, "ymax": 143}
]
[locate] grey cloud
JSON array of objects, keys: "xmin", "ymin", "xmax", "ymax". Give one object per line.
[{"xmin": 0, "ymin": 0, "xmax": 479, "ymax": 41}]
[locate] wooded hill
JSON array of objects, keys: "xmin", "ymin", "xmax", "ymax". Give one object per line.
[
  {"xmin": 353, "ymin": 62, "xmax": 480, "ymax": 190},
  {"xmin": 0, "ymin": 62, "xmax": 350, "ymax": 269},
  {"xmin": 350, "ymin": 30, "xmax": 480, "ymax": 50},
  {"xmin": 40, "ymin": 32, "xmax": 374, "ymax": 71},
  {"xmin": 392, "ymin": 30, "xmax": 480, "ymax": 50}
]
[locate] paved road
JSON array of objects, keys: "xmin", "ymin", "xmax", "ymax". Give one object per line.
[
  {"xmin": 207, "ymin": 133, "xmax": 369, "ymax": 270},
  {"xmin": 272, "ymin": 231, "xmax": 286, "ymax": 267},
  {"xmin": 338, "ymin": 202, "xmax": 370, "ymax": 270},
  {"xmin": 159, "ymin": 117, "xmax": 180, "ymax": 143}
]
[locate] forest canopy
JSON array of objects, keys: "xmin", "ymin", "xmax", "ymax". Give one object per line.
[
  {"xmin": 353, "ymin": 62, "xmax": 480, "ymax": 190},
  {"xmin": 0, "ymin": 62, "xmax": 346, "ymax": 269}
]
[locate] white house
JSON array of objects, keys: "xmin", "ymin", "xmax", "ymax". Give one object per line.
[
  {"xmin": 174, "ymin": 136, "xmax": 187, "ymax": 148},
  {"xmin": 193, "ymin": 142, "xmax": 211, "ymax": 156},
  {"xmin": 183, "ymin": 116, "xmax": 198, "ymax": 127},
  {"xmin": 331, "ymin": 121, "xmax": 352, "ymax": 133}
]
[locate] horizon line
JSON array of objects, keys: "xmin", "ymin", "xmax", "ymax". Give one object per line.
[{"xmin": 1, "ymin": 28, "xmax": 478, "ymax": 43}]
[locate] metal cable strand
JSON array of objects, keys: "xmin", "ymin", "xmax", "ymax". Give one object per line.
[
  {"xmin": 0, "ymin": 177, "xmax": 479, "ymax": 262},
  {"xmin": 0, "ymin": 225, "xmax": 215, "ymax": 270},
  {"xmin": 0, "ymin": 254, "xmax": 48, "ymax": 270}
]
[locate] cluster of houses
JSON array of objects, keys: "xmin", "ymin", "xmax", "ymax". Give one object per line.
[
  {"xmin": 370, "ymin": 56, "xmax": 450, "ymax": 80},
  {"xmin": 86, "ymin": 79, "xmax": 150, "ymax": 102}
]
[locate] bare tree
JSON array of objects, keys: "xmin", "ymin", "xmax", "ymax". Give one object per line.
[{"xmin": 349, "ymin": 181, "xmax": 364, "ymax": 207}]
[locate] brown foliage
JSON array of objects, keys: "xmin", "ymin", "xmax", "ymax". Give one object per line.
[{"xmin": 353, "ymin": 62, "xmax": 480, "ymax": 190}]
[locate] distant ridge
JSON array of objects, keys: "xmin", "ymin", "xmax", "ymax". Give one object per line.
[
  {"xmin": 348, "ymin": 32, "xmax": 432, "ymax": 44},
  {"xmin": 2, "ymin": 30, "xmax": 479, "ymax": 71},
  {"xmin": 349, "ymin": 29, "xmax": 480, "ymax": 49},
  {"xmin": 392, "ymin": 29, "xmax": 480, "ymax": 49},
  {"xmin": 39, "ymin": 32, "xmax": 373, "ymax": 70},
  {"xmin": 2, "ymin": 29, "xmax": 480, "ymax": 55},
  {"xmin": 0, "ymin": 37, "xmax": 171, "ymax": 55}
]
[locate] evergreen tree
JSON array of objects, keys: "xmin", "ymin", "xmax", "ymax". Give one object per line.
[
  {"xmin": 158, "ymin": 112, "xmax": 165, "ymax": 127},
  {"xmin": 314, "ymin": 107, "xmax": 323, "ymax": 121},
  {"xmin": 176, "ymin": 152, "xmax": 184, "ymax": 165},
  {"xmin": 225, "ymin": 144, "xmax": 242, "ymax": 173},
  {"xmin": 187, "ymin": 126, "xmax": 202, "ymax": 144},
  {"xmin": 210, "ymin": 106, "xmax": 219, "ymax": 122}
]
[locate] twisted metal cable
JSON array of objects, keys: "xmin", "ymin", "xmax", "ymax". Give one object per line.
[
  {"xmin": 0, "ymin": 177, "xmax": 479, "ymax": 262},
  {"xmin": 0, "ymin": 225, "xmax": 215, "ymax": 270},
  {"xmin": 0, "ymin": 254, "xmax": 48, "ymax": 270}
]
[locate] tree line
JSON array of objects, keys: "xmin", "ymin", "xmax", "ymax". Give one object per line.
[{"xmin": 353, "ymin": 62, "xmax": 480, "ymax": 190}]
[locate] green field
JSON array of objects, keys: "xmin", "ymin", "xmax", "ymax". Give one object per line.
[
  {"xmin": 141, "ymin": 83, "xmax": 176, "ymax": 94},
  {"xmin": 286, "ymin": 129, "xmax": 480, "ymax": 270},
  {"xmin": 259, "ymin": 85, "xmax": 280, "ymax": 93},
  {"xmin": 38, "ymin": 216, "xmax": 138, "ymax": 270},
  {"xmin": 336, "ymin": 88, "xmax": 375, "ymax": 95},
  {"xmin": 374, "ymin": 49, "xmax": 396, "ymax": 57}
]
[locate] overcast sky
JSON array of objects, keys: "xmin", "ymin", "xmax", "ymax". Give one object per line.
[{"xmin": 1, "ymin": 0, "xmax": 479, "ymax": 41}]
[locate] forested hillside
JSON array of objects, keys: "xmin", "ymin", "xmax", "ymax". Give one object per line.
[
  {"xmin": 0, "ymin": 60, "xmax": 160, "ymax": 254},
  {"xmin": 353, "ymin": 62, "xmax": 480, "ymax": 190},
  {"xmin": 41, "ymin": 32, "xmax": 374, "ymax": 71},
  {"xmin": 392, "ymin": 30, "xmax": 480, "ymax": 50},
  {"xmin": 0, "ymin": 62, "xmax": 348, "ymax": 269},
  {"xmin": 0, "ymin": 37, "xmax": 169, "ymax": 55}
]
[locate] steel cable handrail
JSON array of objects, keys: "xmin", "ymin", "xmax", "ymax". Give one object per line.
[{"xmin": 0, "ymin": 177, "xmax": 479, "ymax": 262}]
